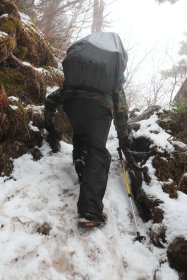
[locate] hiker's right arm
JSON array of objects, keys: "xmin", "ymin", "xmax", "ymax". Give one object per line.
[{"xmin": 44, "ymin": 87, "xmax": 64, "ymax": 138}]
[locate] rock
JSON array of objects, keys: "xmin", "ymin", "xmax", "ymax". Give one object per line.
[
  {"xmin": 152, "ymin": 153, "xmax": 187, "ymax": 196},
  {"xmin": 131, "ymin": 136, "xmax": 153, "ymax": 153},
  {"xmin": 0, "ymin": 98, "xmax": 44, "ymax": 175},
  {"xmin": 30, "ymin": 147, "xmax": 43, "ymax": 161},
  {"xmin": 36, "ymin": 222, "xmax": 51, "ymax": 235},
  {"xmin": 0, "ymin": 1, "xmax": 63, "ymax": 105},
  {"xmin": 159, "ymin": 106, "xmax": 187, "ymax": 145},
  {"xmin": 129, "ymin": 122, "xmax": 140, "ymax": 132},
  {"xmin": 133, "ymin": 188, "xmax": 163, "ymax": 222},
  {"xmin": 149, "ymin": 225, "xmax": 166, "ymax": 248},
  {"xmin": 129, "ymin": 105, "xmax": 161, "ymax": 123},
  {"xmin": 30, "ymin": 112, "xmax": 45, "ymax": 130},
  {"xmin": 129, "ymin": 108, "xmax": 140, "ymax": 119},
  {"xmin": 178, "ymin": 175, "xmax": 187, "ymax": 194},
  {"xmin": 0, "ymin": 0, "xmax": 19, "ymax": 17},
  {"xmin": 174, "ymin": 78, "xmax": 187, "ymax": 104},
  {"xmin": 0, "ymin": 140, "xmax": 27, "ymax": 176},
  {"xmin": 167, "ymin": 237, "xmax": 187, "ymax": 273},
  {"xmin": 29, "ymin": 129, "xmax": 43, "ymax": 149},
  {"xmin": 0, "ymin": 6, "xmax": 56, "ymax": 67},
  {"xmin": 0, "ymin": 31, "xmax": 12, "ymax": 63},
  {"xmin": 0, "ymin": 1, "xmax": 68, "ymax": 176},
  {"xmin": 162, "ymin": 182, "xmax": 178, "ymax": 199},
  {"xmin": 151, "ymin": 207, "xmax": 164, "ymax": 223}
]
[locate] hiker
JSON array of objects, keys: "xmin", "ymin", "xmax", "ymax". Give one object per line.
[{"xmin": 44, "ymin": 32, "xmax": 133, "ymax": 228}]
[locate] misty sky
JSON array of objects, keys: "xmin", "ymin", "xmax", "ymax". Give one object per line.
[{"xmin": 108, "ymin": 0, "xmax": 187, "ymax": 86}]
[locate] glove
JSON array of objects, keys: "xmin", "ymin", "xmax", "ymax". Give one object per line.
[
  {"xmin": 45, "ymin": 120, "xmax": 62, "ymax": 141},
  {"xmin": 118, "ymin": 135, "xmax": 132, "ymax": 150},
  {"xmin": 119, "ymin": 136, "xmax": 139, "ymax": 169}
]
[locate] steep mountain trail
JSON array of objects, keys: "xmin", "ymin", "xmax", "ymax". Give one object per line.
[{"xmin": 0, "ymin": 126, "xmax": 179, "ymax": 280}]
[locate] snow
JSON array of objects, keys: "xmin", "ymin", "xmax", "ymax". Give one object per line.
[
  {"xmin": 25, "ymin": 104, "xmax": 44, "ymax": 114},
  {"xmin": 171, "ymin": 140, "xmax": 187, "ymax": 150},
  {"xmin": 9, "ymin": 105, "xmax": 18, "ymax": 110},
  {"xmin": 19, "ymin": 12, "xmax": 44, "ymax": 39},
  {"xmin": 28, "ymin": 121, "xmax": 40, "ymax": 132},
  {"xmin": 0, "ymin": 31, "xmax": 8, "ymax": 38},
  {"xmin": 156, "ymin": 263, "xmax": 179, "ymax": 280},
  {"xmin": 139, "ymin": 148, "xmax": 187, "ymax": 243},
  {"xmin": 46, "ymin": 86, "xmax": 60, "ymax": 97},
  {"xmin": 18, "ymin": 12, "xmax": 31, "ymax": 24},
  {"xmin": 21, "ymin": 62, "xmax": 63, "ymax": 84},
  {"xmin": 0, "ymin": 120, "xmax": 186, "ymax": 279},
  {"xmin": 132, "ymin": 114, "xmax": 174, "ymax": 151},
  {"xmin": 33, "ymin": 66, "xmax": 63, "ymax": 78},
  {"xmin": 22, "ymin": 61, "xmax": 32, "ymax": 67},
  {"xmin": 0, "ymin": 13, "xmax": 8, "ymax": 19},
  {"xmin": 9, "ymin": 96, "xmax": 19, "ymax": 102},
  {"xmin": 18, "ymin": 12, "xmax": 34, "ymax": 29}
]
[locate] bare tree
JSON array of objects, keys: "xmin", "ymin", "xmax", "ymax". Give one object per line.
[
  {"xmin": 16, "ymin": 0, "xmax": 36, "ymax": 18},
  {"xmin": 35, "ymin": 0, "xmax": 96, "ymax": 49},
  {"xmin": 91, "ymin": 0, "xmax": 104, "ymax": 33},
  {"xmin": 16, "ymin": 0, "xmax": 110, "ymax": 50},
  {"xmin": 161, "ymin": 38, "xmax": 187, "ymax": 106}
]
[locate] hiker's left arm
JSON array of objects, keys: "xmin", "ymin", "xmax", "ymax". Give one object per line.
[{"xmin": 112, "ymin": 85, "xmax": 130, "ymax": 149}]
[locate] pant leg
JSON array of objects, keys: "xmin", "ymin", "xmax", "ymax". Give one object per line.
[
  {"xmin": 64, "ymin": 98, "xmax": 112, "ymax": 215},
  {"xmin": 72, "ymin": 134, "xmax": 87, "ymax": 163},
  {"xmin": 64, "ymin": 99, "xmax": 87, "ymax": 162}
]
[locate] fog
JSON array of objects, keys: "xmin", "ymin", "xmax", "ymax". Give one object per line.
[{"xmin": 107, "ymin": 0, "xmax": 187, "ymax": 106}]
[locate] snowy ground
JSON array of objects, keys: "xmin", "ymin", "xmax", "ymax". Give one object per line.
[{"xmin": 0, "ymin": 124, "xmax": 182, "ymax": 280}]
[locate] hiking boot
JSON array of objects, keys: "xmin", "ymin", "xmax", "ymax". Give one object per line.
[
  {"xmin": 74, "ymin": 159, "xmax": 85, "ymax": 182},
  {"xmin": 78, "ymin": 212, "xmax": 107, "ymax": 228}
]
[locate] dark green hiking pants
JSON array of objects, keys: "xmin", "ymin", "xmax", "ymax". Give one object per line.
[{"xmin": 64, "ymin": 98, "xmax": 112, "ymax": 216}]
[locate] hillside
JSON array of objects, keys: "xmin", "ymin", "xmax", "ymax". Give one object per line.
[
  {"xmin": 0, "ymin": 115, "xmax": 187, "ymax": 279},
  {"xmin": 0, "ymin": 1, "xmax": 187, "ymax": 280}
]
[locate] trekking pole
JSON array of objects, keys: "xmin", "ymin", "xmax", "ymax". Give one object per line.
[{"xmin": 117, "ymin": 147, "xmax": 146, "ymax": 242}]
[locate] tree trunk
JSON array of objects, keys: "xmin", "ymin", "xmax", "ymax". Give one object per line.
[
  {"xmin": 174, "ymin": 78, "xmax": 187, "ymax": 104},
  {"xmin": 91, "ymin": 0, "xmax": 104, "ymax": 33}
]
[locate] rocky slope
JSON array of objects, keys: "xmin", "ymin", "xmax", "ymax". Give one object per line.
[
  {"xmin": 128, "ymin": 105, "xmax": 187, "ymax": 279},
  {"xmin": 0, "ymin": 0, "xmax": 67, "ymax": 177},
  {"xmin": 0, "ymin": 1, "xmax": 187, "ymax": 278}
]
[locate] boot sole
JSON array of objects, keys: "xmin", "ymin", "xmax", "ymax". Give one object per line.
[{"xmin": 78, "ymin": 218, "xmax": 106, "ymax": 228}]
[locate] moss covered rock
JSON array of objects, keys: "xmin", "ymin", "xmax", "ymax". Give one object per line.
[
  {"xmin": 159, "ymin": 104, "xmax": 187, "ymax": 144},
  {"xmin": 0, "ymin": 64, "xmax": 46, "ymax": 104},
  {"xmin": 0, "ymin": 97, "xmax": 44, "ymax": 176},
  {"xmin": 167, "ymin": 237, "xmax": 187, "ymax": 273},
  {"xmin": 0, "ymin": 1, "xmax": 66, "ymax": 176},
  {"xmin": 0, "ymin": 12, "xmax": 57, "ymax": 67},
  {"xmin": 0, "ymin": 30, "xmax": 12, "ymax": 62}
]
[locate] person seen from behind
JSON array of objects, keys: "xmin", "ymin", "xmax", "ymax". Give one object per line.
[{"xmin": 44, "ymin": 32, "xmax": 134, "ymax": 228}]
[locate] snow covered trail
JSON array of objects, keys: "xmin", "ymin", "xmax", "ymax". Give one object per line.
[{"xmin": 0, "ymin": 127, "xmax": 179, "ymax": 280}]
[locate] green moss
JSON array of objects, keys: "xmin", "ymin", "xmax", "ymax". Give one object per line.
[
  {"xmin": 0, "ymin": 12, "xmax": 56, "ymax": 67},
  {"xmin": 0, "ymin": 66, "xmax": 24, "ymax": 97},
  {"xmin": 171, "ymin": 103, "xmax": 187, "ymax": 114},
  {"xmin": 0, "ymin": 17, "xmax": 17, "ymax": 35},
  {"xmin": 160, "ymin": 103, "xmax": 187, "ymax": 144},
  {"xmin": 20, "ymin": 46, "xmax": 28, "ymax": 58}
]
